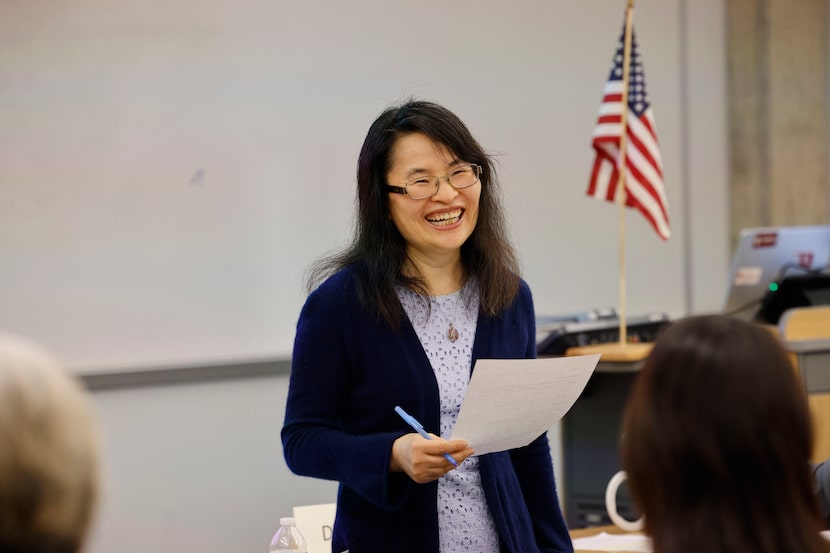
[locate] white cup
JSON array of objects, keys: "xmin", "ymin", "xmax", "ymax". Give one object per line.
[{"xmin": 604, "ymin": 470, "xmax": 644, "ymax": 532}]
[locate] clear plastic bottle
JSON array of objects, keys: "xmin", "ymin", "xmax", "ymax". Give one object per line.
[{"xmin": 269, "ymin": 517, "xmax": 307, "ymax": 553}]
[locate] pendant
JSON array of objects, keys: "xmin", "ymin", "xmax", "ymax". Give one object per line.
[{"xmin": 447, "ymin": 323, "xmax": 459, "ymax": 343}]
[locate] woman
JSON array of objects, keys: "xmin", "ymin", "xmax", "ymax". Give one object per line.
[
  {"xmin": 621, "ymin": 315, "xmax": 830, "ymax": 553},
  {"xmin": 281, "ymin": 100, "xmax": 572, "ymax": 553}
]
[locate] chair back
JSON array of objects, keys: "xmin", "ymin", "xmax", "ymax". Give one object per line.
[
  {"xmin": 779, "ymin": 306, "xmax": 830, "ymax": 463},
  {"xmin": 779, "ymin": 306, "xmax": 830, "ymax": 341}
]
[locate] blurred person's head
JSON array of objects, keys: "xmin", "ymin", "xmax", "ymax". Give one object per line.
[
  {"xmin": 0, "ymin": 334, "xmax": 100, "ymax": 553},
  {"xmin": 621, "ymin": 315, "xmax": 827, "ymax": 553}
]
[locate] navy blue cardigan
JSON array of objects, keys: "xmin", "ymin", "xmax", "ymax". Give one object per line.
[{"xmin": 282, "ymin": 266, "xmax": 573, "ymax": 553}]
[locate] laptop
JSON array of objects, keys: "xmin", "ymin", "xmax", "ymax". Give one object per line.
[{"xmin": 723, "ymin": 225, "xmax": 830, "ymax": 321}]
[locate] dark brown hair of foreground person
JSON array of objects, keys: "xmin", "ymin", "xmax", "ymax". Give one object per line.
[
  {"xmin": 0, "ymin": 334, "xmax": 100, "ymax": 553},
  {"xmin": 621, "ymin": 315, "xmax": 830, "ymax": 553}
]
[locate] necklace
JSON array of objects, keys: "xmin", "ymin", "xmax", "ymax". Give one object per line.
[{"xmin": 447, "ymin": 323, "xmax": 459, "ymax": 342}]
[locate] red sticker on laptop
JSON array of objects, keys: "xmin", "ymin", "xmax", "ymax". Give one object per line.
[
  {"xmin": 798, "ymin": 251, "xmax": 814, "ymax": 268},
  {"xmin": 752, "ymin": 232, "xmax": 778, "ymax": 248}
]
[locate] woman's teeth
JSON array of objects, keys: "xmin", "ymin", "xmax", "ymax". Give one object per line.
[{"xmin": 426, "ymin": 209, "xmax": 462, "ymax": 226}]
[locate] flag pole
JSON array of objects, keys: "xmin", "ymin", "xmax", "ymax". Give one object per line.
[
  {"xmin": 616, "ymin": 0, "xmax": 635, "ymax": 347},
  {"xmin": 568, "ymin": 0, "xmax": 663, "ymax": 362}
]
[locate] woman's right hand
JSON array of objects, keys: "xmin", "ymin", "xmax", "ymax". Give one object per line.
[{"xmin": 389, "ymin": 433, "xmax": 474, "ymax": 483}]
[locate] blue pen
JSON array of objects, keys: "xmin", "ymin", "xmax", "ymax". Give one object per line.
[{"xmin": 394, "ymin": 405, "xmax": 459, "ymax": 467}]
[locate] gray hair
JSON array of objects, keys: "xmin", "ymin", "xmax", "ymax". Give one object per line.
[{"xmin": 0, "ymin": 334, "xmax": 100, "ymax": 553}]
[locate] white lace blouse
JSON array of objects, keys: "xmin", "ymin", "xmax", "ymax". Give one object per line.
[{"xmin": 396, "ymin": 284, "xmax": 499, "ymax": 553}]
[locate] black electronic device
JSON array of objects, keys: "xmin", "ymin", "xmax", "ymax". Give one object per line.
[
  {"xmin": 754, "ymin": 273, "xmax": 830, "ymax": 325},
  {"xmin": 536, "ymin": 312, "xmax": 671, "ymax": 356}
]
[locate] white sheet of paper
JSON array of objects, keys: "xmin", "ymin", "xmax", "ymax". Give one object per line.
[{"xmin": 450, "ymin": 354, "xmax": 600, "ymax": 455}]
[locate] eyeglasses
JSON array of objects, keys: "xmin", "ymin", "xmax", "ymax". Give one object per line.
[{"xmin": 386, "ymin": 164, "xmax": 482, "ymax": 200}]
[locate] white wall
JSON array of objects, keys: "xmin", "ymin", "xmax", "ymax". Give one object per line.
[
  {"xmin": 0, "ymin": 1, "xmax": 729, "ymax": 552},
  {"xmin": 0, "ymin": 0, "xmax": 728, "ymax": 375},
  {"xmin": 87, "ymin": 373, "xmax": 338, "ymax": 553}
]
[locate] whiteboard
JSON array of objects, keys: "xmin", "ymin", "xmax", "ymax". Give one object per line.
[{"xmin": 0, "ymin": 0, "xmax": 725, "ymax": 374}]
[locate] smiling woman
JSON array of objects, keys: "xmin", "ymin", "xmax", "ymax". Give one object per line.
[
  {"xmin": 386, "ymin": 133, "xmax": 482, "ymax": 284},
  {"xmin": 281, "ymin": 99, "xmax": 573, "ymax": 553}
]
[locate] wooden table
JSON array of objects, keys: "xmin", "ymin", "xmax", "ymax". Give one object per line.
[{"xmin": 570, "ymin": 524, "xmax": 647, "ymax": 553}]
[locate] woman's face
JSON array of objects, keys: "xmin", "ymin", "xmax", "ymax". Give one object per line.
[{"xmin": 386, "ymin": 132, "xmax": 481, "ymax": 263}]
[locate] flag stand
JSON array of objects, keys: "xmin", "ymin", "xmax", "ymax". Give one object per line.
[{"xmin": 566, "ymin": 0, "xmax": 653, "ymax": 362}]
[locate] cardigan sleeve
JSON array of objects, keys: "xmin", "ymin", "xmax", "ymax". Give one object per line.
[{"xmin": 281, "ymin": 273, "xmax": 413, "ymax": 511}]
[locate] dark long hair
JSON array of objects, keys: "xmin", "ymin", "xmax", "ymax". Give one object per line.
[
  {"xmin": 621, "ymin": 315, "xmax": 829, "ymax": 553},
  {"xmin": 307, "ymin": 99, "xmax": 519, "ymax": 328}
]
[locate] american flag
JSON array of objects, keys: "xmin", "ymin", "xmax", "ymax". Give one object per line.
[{"xmin": 587, "ymin": 25, "xmax": 670, "ymax": 240}]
